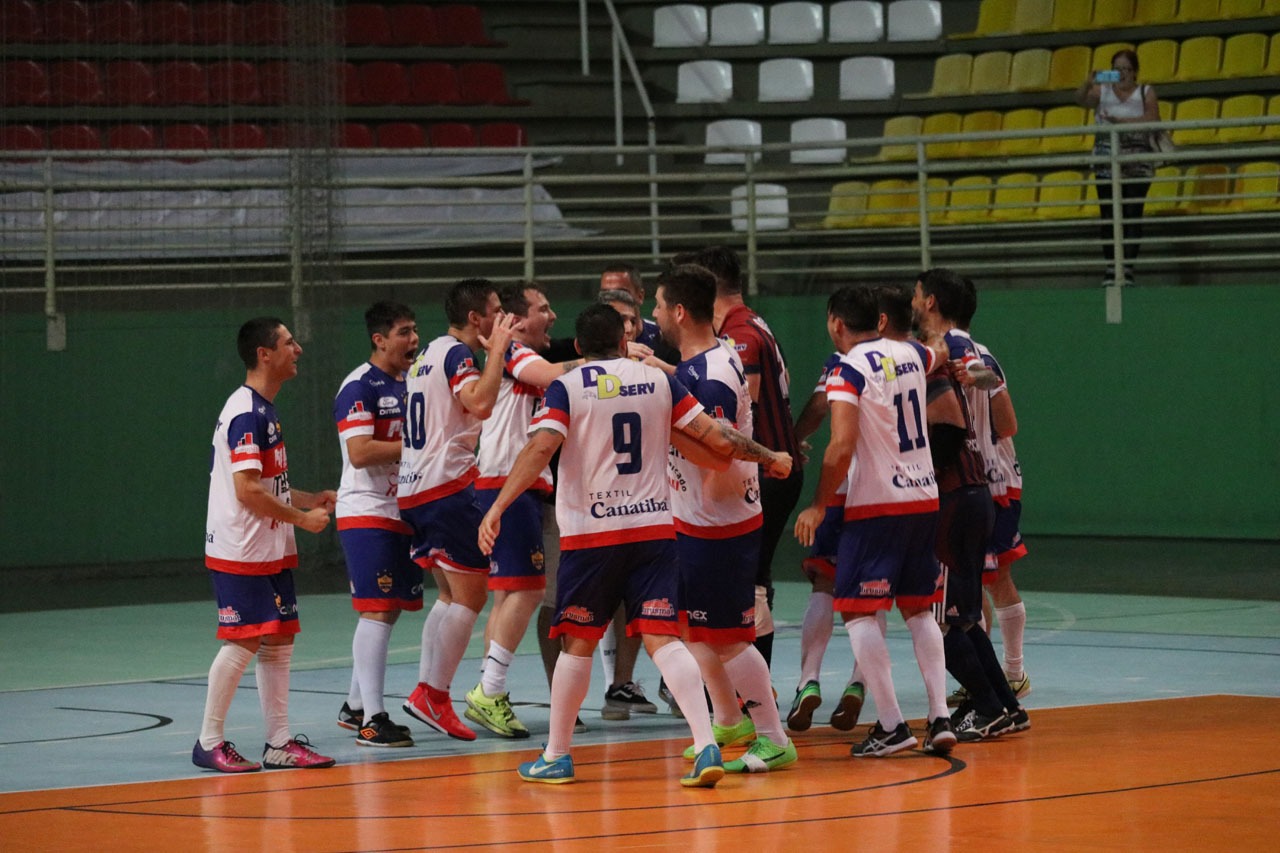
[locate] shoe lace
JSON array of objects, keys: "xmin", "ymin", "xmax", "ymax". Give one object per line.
[
  {"xmin": 621, "ymin": 680, "xmax": 646, "ymax": 699},
  {"xmin": 287, "ymin": 734, "xmax": 317, "ymax": 754},
  {"xmin": 220, "ymin": 741, "xmax": 249, "ymax": 762}
]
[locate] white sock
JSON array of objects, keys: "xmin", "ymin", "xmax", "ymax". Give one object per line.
[
  {"xmin": 995, "ymin": 602, "xmax": 1027, "ymax": 678},
  {"xmin": 428, "ymin": 602, "xmax": 478, "ymax": 693},
  {"xmin": 255, "ymin": 642, "xmax": 294, "ymax": 748},
  {"xmin": 199, "ymin": 643, "xmax": 254, "ymax": 749},
  {"xmin": 346, "ymin": 668, "xmax": 361, "ymax": 709},
  {"xmin": 418, "ymin": 599, "xmax": 448, "ymax": 684},
  {"xmin": 546, "ymin": 652, "xmax": 592, "ymax": 759},
  {"xmin": 480, "ymin": 641, "xmax": 514, "ymax": 697},
  {"xmin": 687, "ymin": 642, "xmax": 741, "ymax": 728},
  {"xmin": 905, "ymin": 611, "xmax": 948, "ymax": 722},
  {"xmin": 599, "ymin": 619, "xmax": 618, "ymax": 687},
  {"xmin": 847, "ymin": 615, "xmax": 903, "ymax": 730},
  {"xmin": 754, "ymin": 585, "xmax": 774, "ymax": 635},
  {"xmin": 652, "ymin": 642, "xmax": 714, "ymax": 751},
  {"xmin": 799, "ymin": 591, "xmax": 834, "ymax": 685},
  {"xmin": 353, "ymin": 618, "xmax": 392, "ymax": 717},
  {"xmin": 849, "ymin": 611, "xmax": 886, "ymax": 687},
  {"xmin": 723, "ymin": 645, "xmax": 786, "ymax": 745}
]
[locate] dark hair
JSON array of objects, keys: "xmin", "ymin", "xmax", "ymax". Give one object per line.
[
  {"xmin": 237, "ymin": 317, "xmax": 285, "ymax": 369},
  {"xmin": 597, "ymin": 288, "xmax": 638, "ymax": 310},
  {"xmin": 444, "ymin": 278, "xmax": 496, "ymax": 327},
  {"xmin": 685, "ymin": 245, "xmax": 742, "ymax": 296},
  {"xmin": 1111, "ymin": 48, "xmax": 1139, "ymax": 76},
  {"xmin": 498, "ymin": 280, "xmax": 546, "ymax": 317},
  {"xmin": 655, "ymin": 264, "xmax": 716, "ymax": 324},
  {"xmin": 601, "ymin": 263, "xmax": 642, "ymax": 290},
  {"xmin": 575, "ymin": 303, "xmax": 625, "ymax": 358},
  {"xmin": 827, "ymin": 285, "xmax": 879, "ymax": 333},
  {"xmin": 874, "ymin": 284, "xmax": 913, "ymax": 335},
  {"xmin": 957, "ymin": 277, "xmax": 978, "ymax": 330},
  {"xmin": 917, "ymin": 267, "xmax": 969, "ymax": 323},
  {"xmin": 365, "ymin": 301, "xmax": 415, "ymax": 348}
]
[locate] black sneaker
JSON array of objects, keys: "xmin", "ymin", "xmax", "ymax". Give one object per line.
[
  {"xmin": 1007, "ymin": 707, "xmax": 1031, "ymax": 733},
  {"xmin": 340, "ymin": 702, "xmax": 412, "ymax": 736},
  {"xmin": 574, "ymin": 716, "xmax": 589, "ymax": 734},
  {"xmin": 851, "ymin": 722, "xmax": 918, "ymax": 757},
  {"xmin": 602, "ymin": 681, "xmax": 658, "ymax": 720},
  {"xmin": 922, "ymin": 716, "xmax": 957, "ymax": 755},
  {"xmin": 356, "ymin": 712, "xmax": 415, "ymax": 748},
  {"xmin": 953, "ymin": 708, "xmax": 1014, "ymax": 742}
]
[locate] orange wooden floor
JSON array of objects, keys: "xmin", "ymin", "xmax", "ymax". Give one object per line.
[{"xmin": 3, "ymin": 696, "xmax": 1277, "ymax": 852}]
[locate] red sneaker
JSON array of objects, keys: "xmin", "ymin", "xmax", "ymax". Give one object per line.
[
  {"xmin": 192, "ymin": 740, "xmax": 261, "ymax": 773},
  {"xmin": 261, "ymin": 735, "xmax": 336, "ymax": 769},
  {"xmin": 403, "ymin": 684, "xmax": 476, "ymax": 741}
]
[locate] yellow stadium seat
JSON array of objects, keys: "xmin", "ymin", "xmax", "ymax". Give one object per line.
[
  {"xmin": 1013, "ymin": 0, "xmax": 1054, "ymax": 32},
  {"xmin": 970, "ymin": 51, "xmax": 1013, "ymax": 94},
  {"xmin": 1179, "ymin": 164, "xmax": 1233, "ymax": 213},
  {"xmin": 998, "ymin": 108, "xmax": 1045, "ymax": 156},
  {"xmin": 823, "ymin": 180, "xmax": 870, "ymax": 228},
  {"xmin": 1092, "ymin": 0, "xmax": 1136, "ymax": 28},
  {"xmin": 1158, "ymin": 99, "xmax": 1172, "ymax": 123},
  {"xmin": 1136, "ymin": 40, "xmax": 1178, "ymax": 84},
  {"xmin": 1218, "ymin": 94, "xmax": 1265, "ymax": 143},
  {"xmin": 1091, "ymin": 42, "xmax": 1136, "ymax": 74},
  {"xmin": 1144, "ymin": 166, "xmax": 1184, "ymax": 216},
  {"xmin": 1048, "ymin": 45, "xmax": 1093, "ymax": 90},
  {"xmin": 1264, "ymin": 0, "xmax": 1280, "ymax": 13},
  {"xmin": 1132, "ymin": 0, "xmax": 1178, "ymax": 24},
  {"xmin": 922, "ymin": 177, "xmax": 950, "ymax": 225},
  {"xmin": 1219, "ymin": 0, "xmax": 1264, "ymax": 17},
  {"xmin": 1010, "ymin": 48, "xmax": 1051, "ymax": 91},
  {"xmin": 1174, "ymin": 0, "xmax": 1221, "ymax": 21},
  {"xmin": 1174, "ymin": 36, "xmax": 1223, "ymax": 82},
  {"xmin": 958, "ymin": 110, "xmax": 1004, "ymax": 158},
  {"xmin": 941, "ymin": 175, "xmax": 993, "ymax": 224},
  {"xmin": 1042, "ymin": 105, "xmax": 1091, "ymax": 152},
  {"xmin": 863, "ymin": 179, "xmax": 916, "ymax": 227},
  {"xmin": 1265, "ymin": 95, "xmax": 1280, "ymax": 140},
  {"xmin": 1228, "ymin": 162, "xmax": 1280, "ymax": 211},
  {"xmin": 1172, "ymin": 97, "xmax": 1220, "ymax": 146},
  {"xmin": 991, "ymin": 172, "xmax": 1039, "ymax": 221},
  {"xmin": 1267, "ymin": 34, "xmax": 1280, "ymax": 77},
  {"xmin": 1036, "ymin": 170, "xmax": 1087, "ymax": 219},
  {"xmin": 923, "ymin": 112, "xmax": 964, "ymax": 159},
  {"xmin": 1052, "ymin": 0, "xmax": 1093, "ymax": 31},
  {"xmin": 1221, "ymin": 32, "xmax": 1268, "ymax": 78},
  {"xmin": 928, "ymin": 54, "xmax": 973, "ymax": 96},
  {"xmin": 879, "ymin": 115, "xmax": 923, "ymax": 161},
  {"xmin": 960, "ymin": 0, "xmax": 1016, "ymax": 36}
]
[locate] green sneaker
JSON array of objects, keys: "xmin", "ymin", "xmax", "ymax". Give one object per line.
[
  {"xmin": 724, "ymin": 734, "xmax": 798, "ymax": 773},
  {"xmin": 464, "ymin": 683, "xmax": 530, "ymax": 739},
  {"xmin": 682, "ymin": 716, "xmax": 756, "ymax": 760},
  {"xmin": 786, "ymin": 680, "xmax": 822, "ymax": 731},
  {"xmin": 829, "ymin": 682, "xmax": 865, "ymax": 731}
]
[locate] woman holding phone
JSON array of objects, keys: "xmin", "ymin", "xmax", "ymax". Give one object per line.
[{"xmin": 1076, "ymin": 48, "xmax": 1160, "ymax": 287}]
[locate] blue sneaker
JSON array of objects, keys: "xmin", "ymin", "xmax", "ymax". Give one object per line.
[
  {"xmin": 680, "ymin": 743, "xmax": 724, "ymax": 788},
  {"xmin": 517, "ymin": 750, "xmax": 575, "ymax": 784}
]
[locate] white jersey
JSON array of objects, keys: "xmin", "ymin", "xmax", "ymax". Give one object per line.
[
  {"xmin": 333, "ymin": 362, "xmax": 409, "ymax": 531},
  {"xmin": 815, "ymin": 351, "xmax": 849, "ymax": 504},
  {"xmin": 477, "ymin": 340, "xmax": 553, "ymax": 494},
  {"xmin": 974, "ymin": 340, "xmax": 1024, "ymax": 501},
  {"xmin": 205, "ymin": 385, "xmax": 297, "ymax": 574},
  {"xmin": 532, "ymin": 357, "xmax": 702, "ymax": 550},
  {"xmin": 944, "ymin": 329, "xmax": 1000, "ymax": 493},
  {"xmin": 668, "ymin": 341, "xmax": 762, "ymax": 537},
  {"xmin": 397, "ymin": 334, "xmax": 482, "ymax": 510},
  {"xmin": 825, "ymin": 337, "xmax": 939, "ymax": 521}
]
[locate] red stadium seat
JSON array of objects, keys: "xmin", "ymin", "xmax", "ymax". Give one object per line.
[
  {"xmin": 49, "ymin": 124, "xmax": 101, "ymax": 150},
  {"xmin": 388, "ymin": 5, "xmax": 440, "ymax": 45},
  {"xmin": 409, "ymin": 62, "xmax": 462, "ymax": 105},
  {"xmin": 343, "ymin": 3, "xmax": 392, "ymax": 45},
  {"xmin": 43, "ymin": 1, "xmax": 93, "ymax": 42},
  {"xmin": 106, "ymin": 124, "xmax": 158, "ymax": 149},
  {"xmin": 358, "ymin": 61, "xmax": 410, "ymax": 105},
  {"xmin": 238, "ymin": 1, "xmax": 288, "ymax": 45},
  {"xmin": 162, "ymin": 122, "xmax": 212, "ymax": 149},
  {"xmin": 1, "ymin": 0, "xmax": 42, "ymax": 42},
  {"xmin": 192, "ymin": 1, "xmax": 240, "ymax": 45},
  {"xmin": 377, "ymin": 122, "xmax": 427, "ymax": 148},
  {"xmin": 49, "ymin": 60, "xmax": 104, "ymax": 105},
  {"xmin": 0, "ymin": 124, "xmax": 45, "ymax": 150},
  {"xmin": 144, "ymin": 1, "xmax": 196, "ymax": 44},
  {"xmin": 458, "ymin": 62, "xmax": 528, "ymax": 106},
  {"xmin": 1, "ymin": 60, "xmax": 50, "ymax": 106},
  {"xmin": 478, "ymin": 122, "xmax": 528, "ymax": 148},
  {"xmin": 208, "ymin": 60, "xmax": 260, "ymax": 104},
  {"xmin": 216, "ymin": 123, "xmax": 267, "ymax": 149},
  {"xmin": 90, "ymin": 1, "xmax": 143, "ymax": 43},
  {"xmin": 104, "ymin": 59, "xmax": 157, "ymax": 105},
  {"xmin": 438, "ymin": 4, "xmax": 503, "ymax": 47},
  {"xmin": 340, "ymin": 61, "xmax": 363, "ymax": 105},
  {"xmin": 336, "ymin": 122, "xmax": 375, "ymax": 148},
  {"xmin": 155, "ymin": 61, "xmax": 210, "ymax": 105},
  {"xmin": 257, "ymin": 60, "xmax": 291, "ymax": 104},
  {"xmin": 429, "ymin": 122, "xmax": 477, "ymax": 147}
]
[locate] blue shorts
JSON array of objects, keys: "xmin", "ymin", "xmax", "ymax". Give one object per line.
[
  {"xmin": 676, "ymin": 530, "xmax": 758, "ymax": 643},
  {"xmin": 986, "ymin": 498, "xmax": 1028, "ymax": 578},
  {"xmin": 339, "ymin": 527, "xmax": 424, "ymax": 613},
  {"xmin": 476, "ymin": 488, "xmax": 547, "ymax": 592},
  {"xmin": 552, "ymin": 539, "xmax": 680, "ymax": 641},
  {"xmin": 801, "ymin": 504, "xmax": 843, "ymax": 582},
  {"xmin": 400, "ymin": 486, "xmax": 489, "ymax": 574},
  {"xmin": 210, "ymin": 569, "xmax": 300, "ymax": 640},
  {"xmin": 833, "ymin": 512, "xmax": 943, "ymax": 614}
]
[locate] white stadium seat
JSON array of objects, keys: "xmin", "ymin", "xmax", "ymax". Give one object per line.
[
  {"xmin": 705, "ymin": 119, "xmax": 763, "ymax": 164},
  {"xmin": 886, "ymin": 0, "xmax": 942, "ymax": 41},
  {"xmin": 790, "ymin": 117, "xmax": 848, "ymax": 164},
  {"xmin": 653, "ymin": 4, "xmax": 708, "ymax": 47},
  {"xmin": 731, "ymin": 183, "xmax": 790, "ymax": 231},
  {"xmin": 828, "ymin": 0, "xmax": 884, "ymax": 43},
  {"xmin": 839, "ymin": 56, "xmax": 895, "ymax": 99},
  {"xmin": 676, "ymin": 59, "xmax": 734, "ymax": 102},
  {"xmin": 768, "ymin": 2, "xmax": 824, "ymax": 44},
  {"xmin": 709, "ymin": 3, "xmax": 766, "ymax": 46},
  {"xmin": 758, "ymin": 57, "xmax": 814, "ymax": 102}
]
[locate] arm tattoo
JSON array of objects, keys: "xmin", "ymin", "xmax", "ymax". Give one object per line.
[{"xmin": 716, "ymin": 423, "xmax": 774, "ymax": 463}]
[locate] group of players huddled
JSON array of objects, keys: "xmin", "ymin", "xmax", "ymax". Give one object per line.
[{"xmin": 194, "ymin": 247, "xmax": 1031, "ymax": 787}]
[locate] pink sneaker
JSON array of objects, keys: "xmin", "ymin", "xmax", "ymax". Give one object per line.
[
  {"xmin": 261, "ymin": 735, "xmax": 336, "ymax": 769},
  {"xmin": 403, "ymin": 684, "xmax": 476, "ymax": 741},
  {"xmin": 192, "ymin": 740, "xmax": 261, "ymax": 773}
]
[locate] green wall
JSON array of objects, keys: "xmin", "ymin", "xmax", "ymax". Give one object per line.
[{"xmin": 0, "ymin": 284, "xmax": 1275, "ymax": 573}]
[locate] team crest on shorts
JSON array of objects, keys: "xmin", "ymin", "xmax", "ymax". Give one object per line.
[
  {"xmin": 562, "ymin": 605, "xmax": 594, "ymax": 624},
  {"xmin": 377, "ymin": 571, "xmax": 393, "ymax": 593},
  {"xmin": 640, "ymin": 598, "xmax": 675, "ymax": 618},
  {"xmin": 859, "ymin": 579, "xmax": 892, "ymax": 597},
  {"xmin": 531, "ymin": 547, "xmax": 545, "ymax": 573}
]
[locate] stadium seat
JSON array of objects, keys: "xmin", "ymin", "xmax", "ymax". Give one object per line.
[
  {"xmin": 768, "ymin": 2, "xmax": 823, "ymax": 44},
  {"xmin": 48, "ymin": 60, "xmax": 103, "ymax": 105},
  {"xmin": 997, "ymin": 108, "xmax": 1044, "ymax": 156},
  {"xmin": 337, "ymin": 122, "xmax": 375, "ymax": 148},
  {"xmin": 376, "ymin": 122, "xmax": 427, "ymax": 148},
  {"xmin": 162, "ymin": 123, "xmax": 212, "ymax": 150},
  {"xmin": 958, "ymin": 0, "xmax": 1014, "ymax": 37},
  {"xmin": 758, "ymin": 57, "xmax": 814, "ymax": 101},
  {"xmin": 438, "ymin": 4, "xmax": 503, "ymax": 47},
  {"xmin": 155, "ymin": 60, "xmax": 209, "ymax": 105},
  {"xmin": 1217, "ymin": 94, "xmax": 1265, "ymax": 143},
  {"xmin": 1091, "ymin": 0, "xmax": 1135, "ymax": 28},
  {"xmin": 677, "ymin": 59, "xmax": 733, "ymax": 103},
  {"xmin": 652, "ymin": 4, "xmax": 708, "ymax": 47},
  {"xmin": 2, "ymin": 0, "xmax": 41, "ymax": 42},
  {"xmin": 878, "ymin": 114, "xmax": 923, "ymax": 161},
  {"xmin": 208, "ymin": 60, "xmax": 260, "ymax": 104},
  {"xmin": 1267, "ymin": 34, "xmax": 1280, "ymax": 77},
  {"xmin": 1221, "ymin": 32, "xmax": 1267, "ymax": 78},
  {"xmin": 1012, "ymin": 0, "xmax": 1054, "ymax": 32},
  {"xmin": 827, "ymin": 1, "xmax": 884, "ymax": 42},
  {"xmin": 731, "ymin": 183, "xmax": 789, "ymax": 231},
  {"xmin": 710, "ymin": 3, "xmax": 765, "ymax": 45},
  {"xmin": 0, "ymin": 124, "xmax": 44, "ymax": 151},
  {"xmin": 256, "ymin": 61, "xmax": 290, "ymax": 105},
  {"xmin": 1035, "ymin": 170, "xmax": 1087, "ymax": 219},
  {"xmin": 1132, "ymin": 0, "xmax": 1178, "ymax": 25},
  {"xmin": 49, "ymin": 124, "xmax": 100, "ymax": 150},
  {"xmin": 144, "ymin": 1, "xmax": 196, "ymax": 44},
  {"xmin": 1264, "ymin": 0, "xmax": 1280, "ymax": 12},
  {"xmin": 107, "ymin": 124, "xmax": 157, "ymax": 150},
  {"xmin": 459, "ymin": 62, "xmax": 529, "ymax": 106},
  {"xmin": 970, "ymin": 51, "xmax": 1012, "ymax": 94},
  {"xmin": 705, "ymin": 119, "xmax": 763, "ymax": 164},
  {"xmin": 1041, "ymin": 105, "xmax": 1090, "ymax": 153},
  {"xmin": 1144, "ymin": 166, "xmax": 1184, "ymax": 215},
  {"xmin": 1048, "ymin": 45, "xmax": 1092, "ymax": 91},
  {"xmin": 886, "ymin": 0, "xmax": 941, "ymax": 40},
  {"xmin": 921, "ymin": 112, "xmax": 962, "ymax": 159},
  {"xmin": 1172, "ymin": 97, "xmax": 1220, "ymax": 146},
  {"xmin": 862, "ymin": 179, "xmax": 914, "ymax": 226},
  {"xmin": 478, "ymin": 122, "xmax": 527, "ymax": 147},
  {"xmin": 1178, "ymin": 163, "xmax": 1232, "ymax": 213},
  {"xmin": 343, "ymin": 4, "xmax": 391, "ymax": 45},
  {"xmin": 927, "ymin": 54, "xmax": 972, "ymax": 96},
  {"xmin": 104, "ymin": 60, "xmax": 157, "ymax": 105},
  {"xmin": 840, "ymin": 56, "xmax": 895, "ymax": 99},
  {"xmin": 44, "ymin": 1, "xmax": 93, "ymax": 42},
  {"xmin": 1051, "ymin": 0, "xmax": 1093, "ymax": 31},
  {"xmin": 192, "ymin": 1, "xmax": 239, "ymax": 44},
  {"xmin": 957, "ymin": 110, "xmax": 1002, "ymax": 158},
  {"xmin": 2, "ymin": 60, "xmax": 49, "ymax": 106},
  {"xmin": 1267, "ymin": 95, "xmax": 1280, "ymax": 140},
  {"xmin": 388, "ymin": 5, "xmax": 440, "ymax": 46},
  {"xmin": 990, "ymin": 172, "xmax": 1038, "ymax": 221},
  {"xmin": 789, "ymin": 117, "xmax": 847, "ymax": 164},
  {"xmin": 1091, "ymin": 42, "xmax": 1135, "ymax": 74},
  {"xmin": 216, "ymin": 123, "xmax": 267, "ymax": 149},
  {"xmin": 1136, "ymin": 40, "xmax": 1178, "ymax": 85},
  {"xmin": 90, "ymin": 1, "xmax": 143, "ymax": 42},
  {"xmin": 1010, "ymin": 48, "xmax": 1050, "ymax": 91},
  {"xmin": 409, "ymin": 62, "xmax": 462, "ymax": 105},
  {"xmin": 1173, "ymin": 0, "xmax": 1220, "ymax": 21},
  {"xmin": 428, "ymin": 122, "xmax": 476, "ymax": 147},
  {"xmin": 1228, "ymin": 162, "xmax": 1280, "ymax": 211},
  {"xmin": 342, "ymin": 61, "xmax": 367, "ymax": 104},
  {"xmin": 359, "ymin": 61, "xmax": 410, "ymax": 105},
  {"xmin": 238, "ymin": 1, "xmax": 288, "ymax": 45},
  {"xmin": 1221, "ymin": 0, "xmax": 1264, "ymax": 18},
  {"xmin": 822, "ymin": 180, "xmax": 870, "ymax": 228},
  {"xmin": 1174, "ymin": 36, "xmax": 1223, "ymax": 82}
]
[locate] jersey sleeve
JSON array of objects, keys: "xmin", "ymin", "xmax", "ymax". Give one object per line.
[
  {"xmin": 444, "ymin": 342, "xmax": 481, "ymax": 396},
  {"xmin": 530, "ymin": 378, "xmax": 570, "ymax": 437},
  {"xmin": 723, "ymin": 327, "xmax": 762, "ymax": 375},
  {"xmin": 226, "ymin": 411, "xmax": 266, "ymax": 473},
  {"xmin": 814, "ymin": 352, "xmax": 842, "ymax": 394},
  {"xmin": 334, "ymin": 379, "xmax": 377, "ymax": 440},
  {"xmin": 505, "ymin": 340, "xmax": 546, "ymax": 382},
  {"xmin": 667, "ymin": 373, "xmax": 704, "ymax": 429},
  {"xmin": 696, "ymin": 378, "xmax": 741, "ymax": 427},
  {"xmin": 824, "ymin": 360, "xmax": 865, "ymax": 406},
  {"xmin": 908, "ymin": 339, "xmax": 941, "ymax": 376}
]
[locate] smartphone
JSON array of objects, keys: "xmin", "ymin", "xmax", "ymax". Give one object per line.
[{"xmin": 1095, "ymin": 70, "xmax": 1121, "ymax": 83}]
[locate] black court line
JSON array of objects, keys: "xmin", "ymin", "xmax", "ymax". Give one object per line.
[{"xmin": 0, "ymin": 708, "xmax": 172, "ymax": 747}]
